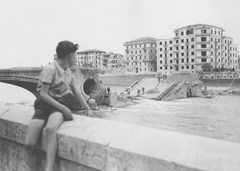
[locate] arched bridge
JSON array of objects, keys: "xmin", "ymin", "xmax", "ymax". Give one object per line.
[{"xmin": 0, "ymin": 67, "xmax": 102, "ymax": 99}]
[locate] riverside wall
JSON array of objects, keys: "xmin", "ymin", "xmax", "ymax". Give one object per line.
[
  {"xmin": 1, "ymin": 103, "xmax": 240, "ymax": 171},
  {"xmin": 100, "ymin": 72, "xmax": 240, "ymax": 89},
  {"xmin": 99, "ymin": 73, "xmax": 156, "ymax": 86}
]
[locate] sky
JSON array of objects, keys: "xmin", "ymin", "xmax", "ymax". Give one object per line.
[{"xmin": 0, "ymin": 0, "xmax": 240, "ymax": 69}]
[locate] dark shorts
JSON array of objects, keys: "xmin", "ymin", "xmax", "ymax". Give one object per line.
[{"xmin": 32, "ymin": 93, "xmax": 83, "ymax": 121}]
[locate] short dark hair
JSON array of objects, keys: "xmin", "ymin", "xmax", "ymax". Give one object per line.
[{"xmin": 56, "ymin": 41, "xmax": 78, "ymax": 59}]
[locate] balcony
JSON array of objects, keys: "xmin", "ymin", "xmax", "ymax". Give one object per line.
[
  {"xmin": 195, "ymin": 55, "xmax": 211, "ymax": 58},
  {"xmin": 196, "ymin": 48, "xmax": 211, "ymax": 51},
  {"xmin": 195, "ymin": 32, "xmax": 211, "ymax": 36},
  {"xmin": 195, "ymin": 62, "xmax": 211, "ymax": 65},
  {"xmin": 195, "ymin": 40, "xmax": 211, "ymax": 44}
]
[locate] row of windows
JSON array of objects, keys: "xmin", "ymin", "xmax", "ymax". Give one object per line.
[
  {"xmin": 128, "ymin": 62, "xmax": 155, "ymax": 66},
  {"xmin": 159, "ymin": 38, "xmax": 195, "ymax": 45},
  {"xmin": 160, "ymin": 52, "xmax": 195, "ymax": 57},
  {"xmin": 127, "ymin": 56, "xmax": 154, "ymax": 60},
  {"xmin": 160, "ymin": 65, "xmax": 195, "ymax": 70},
  {"xmin": 160, "ymin": 44, "xmax": 237, "ymax": 51},
  {"xmin": 126, "ymin": 49, "xmax": 155, "ymax": 54},
  {"xmin": 160, "ymin": 59, "xmax": 195, "ymax": 64},
  {"xmin": 126, "ymin": 44, "xmax": 156, "ymax": 49},
  {"xmin": 159, "ymin": 37, "xmax": 233, "ymax": 46}
]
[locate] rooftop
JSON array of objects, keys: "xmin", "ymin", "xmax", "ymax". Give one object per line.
[
  {"xmin": 124, "ymin": 37, "xmax": 157, "ymax": 44},
  {"xmin": 78, "ymin": 49, "xmax": 106, "ymax": 53},
  {"xmin": 174, "ymin": 24, "xmax": 224, "ymax": 31}
]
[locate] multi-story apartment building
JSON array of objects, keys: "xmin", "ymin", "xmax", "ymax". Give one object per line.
[
  {"xmin": 77, "ymin": 49, "xmax": 106, "ymax": 68},
  {"xmin": 124, "ymin": 37, "xmax": 157, "ymax": 73},
  {"xmin": 157, "ymin": 24, "xmax": 239, "ymax": 74}
]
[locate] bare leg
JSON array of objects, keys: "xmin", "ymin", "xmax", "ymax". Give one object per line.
[
  {"xmin": 44, "ymin": 112, "xmax": 64, "ymax": 171},
  {"xmin": 25, "ymin": 119, "xmax": 46, "ymax": 171}
]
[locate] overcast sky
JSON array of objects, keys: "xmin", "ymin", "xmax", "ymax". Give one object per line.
[{"xmin": 0, "ymin": 0, "xmax": 239, "ymax": 69}]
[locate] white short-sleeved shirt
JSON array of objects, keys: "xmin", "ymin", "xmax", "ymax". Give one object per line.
[{"xmin": 37, "ymin": 61, "xmax": 73, "ymax": 97}]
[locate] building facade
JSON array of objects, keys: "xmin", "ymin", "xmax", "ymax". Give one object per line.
[
  {"xmin": 124, "ymin": 37, "xmax": 157, "ymax": 73},
  {"xmin": 157, "ymin": 24, "xmax": 239, "ymax": 74},
  {"xmin": 76, "ymin": 49, "xmax": 106, "ymax": 68}
]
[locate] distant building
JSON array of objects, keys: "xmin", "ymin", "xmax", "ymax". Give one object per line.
[
  {"xmin": 157, "ymin": 24, "xmax": 239, "ymax": 74},
  {"xmin": 76, "ymin": 49, "xmax": 106, "ymax": 68},
  {"xmin": 102, "ymin": 52, "xmax": 123, "ymax": 68},
  {"xmin": 124, "ymin": 37, "xmax": 157, "ymax": 73}
]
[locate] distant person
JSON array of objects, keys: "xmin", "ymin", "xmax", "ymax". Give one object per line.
[
  {"xmin": 137, "ymin": 89, "xmax": 140, "ymax": 96},
  {"xmin": 107, "ymin": 87, "xmax": 110, "ymax": 94},
  {"xmin": 24, "ymin": 41, "xmax": 93, "ymax": 171},
  {"xmin": 142, "ymin": 87, "xmax": 145, "ymax": 94}
]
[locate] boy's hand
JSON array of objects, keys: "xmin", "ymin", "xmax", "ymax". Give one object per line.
[
  {"xmin": 87, "ymin": 109, "xmax": 94, "ymax": 117},
  {"xmin": 61, "ymin": 106, "xmax": 73, "ymax": 121}
]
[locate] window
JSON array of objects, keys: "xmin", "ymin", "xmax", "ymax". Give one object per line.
[
  {"xmin": 201, "ymin": 29, "xmax": 206, "ymax": 33},
  {"xmin": 201, "ymin": 44, "xmax": 207, "ymax": 48},
  {"xmin": 181, "ymin": 46, "xmax": 184, "ymax": 49},
  {"xmin": 192, "ymin": 65, "xmax": 194, "ymax": 69},
  {"xmin": 170, "ymin": 53, "xmax": 172, "ymax": 57},
  {"xmin": 181, "ymin": 32, "xmax": 184, "ymax": 35},
  {"xmin": 191, "ymin": 59, "xmax": 194, "ymax": 62},
  {"xmin": 181, "ymin": 53, "xmax": 184, "ymax": 56},
  {"xmin": 186, "ymin": 66, "xmax": 189, "ymax": 69},
  {"xmin": 191, "ymin": 45, "xmax": 194, "ymax": 48},
  {"xmin": 170, "ymin": 60, "xmax": 172, "ymax": 63},
  {"xmin": 170, "ymin": 47, "xmax": 172, "ymax": 50},
  {"xmin": 160, "ymin": 61, "xmax": 162, "ymax": 64},
  {"xmin": 170, "ymin": 41, "xmax": 172, "ymax": 44},
  {"xmin": 165, "ymin": 66, "xmax": 167, "ymax": 70},
  {"xmin": 182, "ymin": 66, "xmax": 184, "ymax": 69},
  {"xmin": 160, "ymin": 48, "xmax": 162, "ymax": 51},
  {"xmin": 181, "ymin": 59, "xmax": 184, "ymax": 62},
  {"xmin": 191, "ymin": 38, "xmax": 194, "ymax": 42},
  {"xmin": 201, "ymin": 58, "xmax": 207, "ymax": 62},
  {"xmin": 201, "ymin": 37, "xmax": 207, "ymax": 42},
  {"xmin": 181, "ymin": 39, "xmax": 184, "ymax": 43},
  {"xmin": 160, "ymin": 54, "xmax": 162, "ymax": 57},
  {"xmin": 191, "ymin": 52, "xmax": 194, "ymax": 55},
  {"xmin": 176, "ymin": 40, "xmax": 179, "ymax": 43},
  {"xmin": 201, "ymin": 51, "xmax": 207, "ymax": 56}
]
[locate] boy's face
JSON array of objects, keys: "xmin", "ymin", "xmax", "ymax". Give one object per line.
[{"xmin": 68, "ymin": 52, "xmax": 77, "ymax": 66}]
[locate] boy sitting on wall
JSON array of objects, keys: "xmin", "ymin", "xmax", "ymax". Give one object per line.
[{"xmin": 25, "ymin": 41, "xmax": 93, "ymax": 171}]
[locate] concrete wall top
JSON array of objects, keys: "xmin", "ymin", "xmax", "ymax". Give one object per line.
[{"xmin": 0, "ymin": 102, "xmax": 240, "ymax": 171}]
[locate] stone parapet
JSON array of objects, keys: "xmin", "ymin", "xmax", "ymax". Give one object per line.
[{"xmin": 0, "ymin": 102, "xmax": 240, "ymax": 171}]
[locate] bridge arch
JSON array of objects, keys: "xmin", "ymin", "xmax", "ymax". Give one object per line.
[{"xmin": 81, "ymin": 78, "xmax": 98, "ymax": 98}]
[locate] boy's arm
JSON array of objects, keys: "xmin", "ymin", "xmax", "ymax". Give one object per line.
[
  {"xmin": 70, "ymin": 79, "xmax": 93, "ymax": 117},
  {"xmin": 40, "ymin": 82, "xmax": 73, "ymax": 120}
]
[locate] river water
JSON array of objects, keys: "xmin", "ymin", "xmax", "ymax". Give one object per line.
[{"xmin": 1, "ymin": 83, "xmax": 240, "ymax": 144}]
